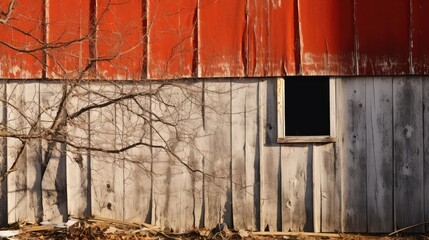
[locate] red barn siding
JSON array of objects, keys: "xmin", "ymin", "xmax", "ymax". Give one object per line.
[
  {"xmin": 356, "ymin": 0, "xmax": 410, "ymax": 75},
  {"xmin": 0, "ymin": 0, "xmax": 44, "ymax": 78},
  {"xmin": 299, "ymin": 0, "xmax": 355, "ymax": 75},
  {"xmin": 1, "ymin": 0, "xmax": 429, "ymax": 79},
  {"xmin": 148, "ymin": 0, "xmax": 196, "ymax": 79},
  {"xmin": 199, "ymin": 0, "xmax": 247, "ymax": 77},
  {"xmin": 97, "ymin": 0, "xmax": 144, "ymax": 80},
  {"xmin": 48, "ymin": 0, "xmax": 90, "ymax": 79}
]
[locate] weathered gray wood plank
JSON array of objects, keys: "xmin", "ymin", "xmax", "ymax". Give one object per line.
[
  {"xmin": 0, "ymin": 81, "xmax": 7, "ymax": 226},
  {"xmin": 424, "ymin": 77, "xmax": 429, "ymax": 232},
  {"xmin": 338, "ymin": 78, "xmax": 367, "ymax": 232},
  {"xmin": 316, "ymin": 143, "xmax": 340, "ymax": 232},
  {"xmin": 259, "ymin": 79, "xmax": 280, "ymax": 231},
  {"xmin": 40, "ymin": 82, "xmax": 67, "ymax": 223},
  {"xmin": 66, "ymin": 83, "xmax": 91, "ymax": 218},
  {"xmin": 202, "ymin": 80, "xmax": 232, "ymax": 228},
  {"xmin": 281, "ymin": 145, "xmax": 313, "ymax": 232},
  {"xmin": 25, "ymin": 82, "xmax": 42, "ymax": 223},
  {"xmin": 393, "ymin": 77, "xmax": 424, "ymax": 232},
  {"xmin": 365, "ymin": 77, "xmax": 393, "ymax": 232},
  {"xmin": 90, "ymin": 84, "xmax": 124, "ymax": 220},
  {"xmin": 120, "ymin": 83, "xmax": 151, "ymax": 224},
  {"xmin": 151, "ymin": 83, "xmax": 198, "ymax": 232},
  {"xmin": 7, "ymin": 82, "xmax": 28, "ymax": 223},
  {"xmin": 231, "ymin": 80, "xmax": 258, "ymax": 230}
]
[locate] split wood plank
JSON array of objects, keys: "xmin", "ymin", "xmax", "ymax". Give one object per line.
[
  {"xmin": 231, "ymin": 80, "xmax": 258, "ymax": 230},
  {"xmin": 365, "ymin": 77, "xmax": 393, "ymax": 232},
  {"xmin": 120, "ymin": 83, "xmax": 151, "ymax": 224},
  {"xmin": 40, "ymin": 82, "xmax": 67, "ymax": 223},
  {"xmin": 315, "ymin": 143, "xmax": 340, "ymax": 232},
  {"xmin": 393, "ymin": 77, "xmax": 424, "ymax": 232},
  {"xmin": 0, "ymin": 81, "xmax": 6, "ymax": 226},
  {"xmin": 90, "ymin": 83, "xmax": 124, "ymax": 220},
  {"xmin": 281, "ymin": 145, "xmax": 313, "ymax": 232},
  {"xmin": 424, "ymin": 76, "xmax": 429, "ymax": 232},
  {"xmin": 338, "ymin": 78, "xmax": 367, "ymax": 232},
  {"xmin": 66, "ymin": 83, "xmax": 91, "ymax": 218},
  {"xmin": 259, "ymin": 79, "xmax": 280, "ymax": 231},
  {"xmin": 25, "ymin": 82, "xmax": 42, "ymax": 223},
  {"xmin": 6, "ymin": 82, "xmax": 28, "ymax": 223},
  {"xmin": 202, "ymin": 80, "xmax": 232, "ymax": 228}
]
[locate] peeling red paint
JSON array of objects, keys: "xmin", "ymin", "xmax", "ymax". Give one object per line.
[
  {"xmin": 97, "ymin": 0, "xmax": 144, "ymax": 80},
  {"xmin": 148, "ymin": 0, "xmax": 196, "ymax": 79},
  {"xmin": 412, "ymin": 0, "xmax": 429, "ymax": 74},
  {"xmin": 0, "ymin": 0, "xmax": 43, "ymax": 78},
  {"xmin": 299, "ymin": 0, "xmax": 355, "ymax": 75},
  {"xmin": 48, "ymin": 0, "xmax": 90, "ymax": 79},
  {"xmin": 199, "ymin": 0, "xmax": 247, "ymax": 77},
  {"xmin": 356, "ymin": 0, "xmax": 410, "ymax": 75}
]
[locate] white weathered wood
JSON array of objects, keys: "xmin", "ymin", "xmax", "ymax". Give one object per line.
[
  {"xmin": 25, "ymin": 82, "xmax": 42, "ymax": 223},
  {"xmin": 338, "ymin": 78, "xmax": 367, "ymax": 232},
  {"xmin": 365, "ymin": 77, "xmax": 393, "ymax": 232},
  {"xmin": 231, "ymin": 80, "xmax": 258, "ymax": 230},
  {"xmin": 0, "ymin": 81, "xmax": 7, "ymax": 226},
  {"xmin": 40, "ymin": 82, "xmax": 67, "ymax": 223},
  {"xmin": 90, "ymin": 83, "xmax": 123, "ymax": 220},
  {"xmin": 66, "ymin": 83, "xmax": 91, "ymax": 218},
  {"xmin": 423, "ymin": 77, "xmax": 429, "ymax": 232},
  {"xmin": 259, "ymin": 79, "xmax": 280, "ymax": 231},
  {"xmin": 202, "ymin": 80, "xmax": 232, "ymax": 228},
  {"xmin": 120, "ymin": 83, "xmax": 151, "ymax": 224},
  {"xmin": 277, "ymin": 78, "xmax": 285, "ymax": 138},
  {"xmin": 281, "ymin": 145, "xmax": 313, "ymax": 232},
  {"xmin": 312, "ymin": 144, "xmax": 321, "ymax": 233},
  {"xmin": 329, "ymin": 79, "xmax": 336, "ymax": 138},
  {"xmin": 7, "ymin": 82, "xmax": 28, "ymax": 223},
  {"xmin": 393, "ymin": 77, "xmax": 424, "ymax": 232}
]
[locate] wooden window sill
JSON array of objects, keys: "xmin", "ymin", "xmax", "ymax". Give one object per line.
[{"xmin": 277, "ymin": 136, "xmax": 336, "ymax": 144}]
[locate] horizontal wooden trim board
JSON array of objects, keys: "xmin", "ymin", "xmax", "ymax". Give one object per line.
[{"xmin": 277, "ymin": 136, "xmax": 336, "ymax": 143}]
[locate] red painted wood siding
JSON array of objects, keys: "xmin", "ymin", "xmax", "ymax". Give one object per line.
[{"xmin": 0, "ymin": 0, "xmax": 427, "ymax": 79}]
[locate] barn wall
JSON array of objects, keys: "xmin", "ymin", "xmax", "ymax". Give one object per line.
[{"xmin": 0, "ymin": 77, "xmax": 428, "ymax": 233}]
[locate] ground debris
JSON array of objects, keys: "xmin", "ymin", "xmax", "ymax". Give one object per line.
[{"xmin": 0, "ymin": 218, "xmax": 427, "ymax": 239}]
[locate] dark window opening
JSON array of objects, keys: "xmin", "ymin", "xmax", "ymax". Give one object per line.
[{"xmin": 285, "ymin": 77, "xmax": 330, "ymax": 136}]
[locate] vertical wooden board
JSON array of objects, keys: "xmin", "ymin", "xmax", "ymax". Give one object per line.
[
  {"xmin": 393, "ymin": 77, "xmax": 424, "ymax": 232},
  {"xmin": 200, "ymin": 80, "xmax": 232, "ymax": 228},
  {"xmin": 0, "ymin": 81, "xmax": 7, "ymax": 226},
  {"xmin": 315, "ymin": 143, "xmax": 341, "ymax": 232},
  {"xmin": 6, "ymin": 82, "xmax": 27, "ymax": 223},
  {"xmin": 259, "ymin": 79, "xmax": 280, "ymax": 231},
  {"xmin": 90, "ymin": 83, "xmax": 123, "ymax": 220},
  {"xmin": 151, "ymin": 82, "xmax": 203, "ymax": 231},
  {"xmin": 40, "ymin": 82, "xmax": 68, "ymax": 223},
  {"xmin": 47, "ymin": 0, "xmax": 90, "ymax": 79},
  {"xmin": 147, "ymin": 0, "xmax": 196, "ymax": 79},
  {"xmin": 0, "ymin": 0, "xmax": 44, "ymax": 79},
  {"xmin": 199, "ymin": 0, "xmax": 246, "ymax": 77},
  {"xmin": 25, "ymin": 82, "xmax": 42, "ymax": 223},
  {"xmin": 231, "ymin": 81, "xmax": 258, "ymax": 230},
  {"xmin": 356, "ymin": 0, "xmax": 410, "ymax": 75},
  {"xmin": 66, "ymin": 83, "xmax": 91, "ymax": 218},
  {"xmin": 299, "ymin": 0, "xmax": 355, "ymax": 75},
  {"xmin": 120, "ymin": 83, "xmax": 152, "ymax": 223},
  {"xmin": 338, "ymin": 78, "xmax": 367, "ymax": 232},
  {"xmin": 365, "ymin": 77, "xmax": 393, "ymax": 232},
  {"xmin": 97, "ymin": 0, "xmax": 144, "ymax": 80},
  {"xmin": 423, "ymin": 77, "xmax": 429, "ymax": 232},
  {"xmin": 412, "ymin": 0, "xmax": 429, "ymax": 74},
  {"xmin": 281, "ymin": 146, "xmax": 313, "ymax": 232}
]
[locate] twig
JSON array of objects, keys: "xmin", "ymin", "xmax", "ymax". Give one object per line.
[{"xmin": 388, "ymin": 222, "xmax": 429, "ymax": 236}]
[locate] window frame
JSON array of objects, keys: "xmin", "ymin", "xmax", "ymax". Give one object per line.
[{"xmin": 277, "ymin": 77, "xmax": 337, "ymax": 143}]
